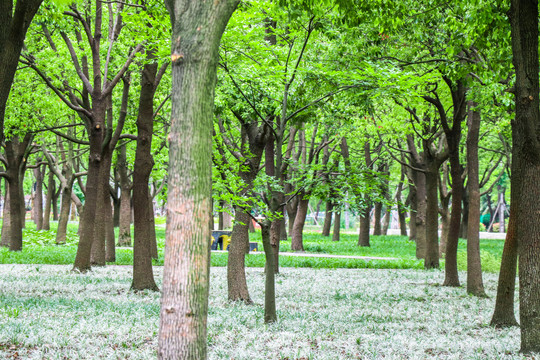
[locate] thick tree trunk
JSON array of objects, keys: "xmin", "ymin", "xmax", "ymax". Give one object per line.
[
  {"xmin": 509, "ymin": 0, "xmax": 540, "ymax": 352},
  {"xmin": 321, "ymin": 201, "xmax": 333, "ymax": 236},
  {"xmin": 509, "ymin": 0, "xmax": 540, "ymax": 351},
  {"xmin": 465, "ymin": 102, "xmax": 486, "ymax": 297},
  {"xmin": 158, "ymin": 1, "xmax": 238, "ymax": 357},
  {"xmin": 290, "ymin": 197, "xmax": 308, "ymax": 251},
  {"xmin": 73, "ymin": 101, "xmax": 107, "ymax": 272},
  {"xmin": 42, "ymin": 170, "xmax": 54, "ymax": 231},
  {"xmin": 227, "ymin": 209, "xmax": 251, "ymax": 303},
  {"xmin": 332, "ymin": 211, "xmax": 341, "ymax": 242},
  {"xmin": 90, "ymin": 154, "xmax": 113, "ymax": 266},
  {"xmin": 0, "ymin": 0, "xmax": 44, "ymax": 145}
]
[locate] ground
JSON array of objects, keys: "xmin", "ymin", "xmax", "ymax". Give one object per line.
[{"xmin": 0, "ymin": 264, "xmax": 526, "ymax": 359}]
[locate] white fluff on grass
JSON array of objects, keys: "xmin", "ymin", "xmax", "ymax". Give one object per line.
[{"xmin": 0, "ymin": 264, "xmax": 525, "ymax": 359}]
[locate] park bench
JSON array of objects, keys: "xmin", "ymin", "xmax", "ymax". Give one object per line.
[{"xmin": 210, "ymin": 230, "xmax": 258, "ymax": 252}]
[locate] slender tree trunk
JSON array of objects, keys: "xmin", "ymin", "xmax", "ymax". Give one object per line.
[
  {"xmin": 321, "ymin": 201, "xmax": 333, "ymax": 236},
  {"xmin": 490, "ymin": 208, "xmax": 518, "ymax": 327},
  {"xmin": 424, "ymin": 167, "xmax": 439, "ymax": 269},
  {"xmin": 332, "ymin": 211, "xmax": 341, "ymax": 242},
  {"xmin": 158, "ymin": 1, "xmax": 238, "ymax": 357},
  {"xmin": 56, "ymin": 185, "xmax": 72, "ymax": 244},
  {"xmin": 261, "ymin": 221, "xmax": 277, "ymax": 323},
  {"xmin": 42, "ymin": 170, "xmax": 54, "ymax": 231},
  {"xmin": 0, "ymin": 185, "xmax": 10, "ymax": 247},
  {"xmin": 408, "ymin": 188, "xmax": 417, "ymax": 240},
  {"xmin": 117, "ymin": 145, "xmax": 132, "ymax": 246},
  {"xmin": 105, "ymin": 195, "xmax": 116, "ymax": 263},
  {"xmin": 357, "ymin": 205, "xmax": 371, "ymax": 247},
  {"xmin": 33, "ymin": 163, "xmax": 44, "ymax": 230},
  {"xmin": 291, "ymin": 196, "xmax": 308, "ymax": 251},
  {"xmin": 466, "ymin": 101, "xmax": 486, "ymax": 297},
  {"xmin": 131, "ymin": 60, "xmax": 159, "ymax": 291},
  {"xmin": 373, "ymin": 202, "xmax": 382, "ymax": 235},
  {"xmin": 414, "ymin": 170, "xmax": 427, "ymax": 259}
]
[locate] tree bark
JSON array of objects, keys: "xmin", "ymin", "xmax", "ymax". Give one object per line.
[
  {"xmin": 131, "ymin": 58, "xmax": 160, "ymax": 290},
  {"xmin": 465, "ymin": 101, "xmax": 486, "ymax": 297},
  {"xmin": 372, "ymin": 202, "xmax": 382, "ymax": 235},
  {"xmin": 159, "ymin": 1, "xmax": 238, "ymax": 358},
  {"xmin": 509, "ymin": 0, "xmax": 540, "ymax": 352},
  {"xmin": 0, "ymin": 184, "xmax": 10, "ymax": 247},
  {"xmin": 0, "ymin": 0, "xmax": 44, "ymax": 144},
  {"xmin": 332, "ymin": 211, "xmax": 341, "ymax": 242},
  {"xmin": 321, "ymin": 201, "xmax": 333, "ymax": 236},
  {"xmin": 117, "ymin": 144, "xmax": 132, "ymax": 247},
  {"xmin": 357, "ymin": 206, "xmax": 371, "ymax": 247},
  {"xmin": 424, "ymin": 164, "xmax": 439, "ymax": 269},
  {"xmin": 490, "ymin": 207, "xmax": 518, "ymax": 327},
  {"xmin": 227, "ymin": 209, "xmax": 252, "ymax": 303},
  {"xmin": 32, "ymin": 162, "xmax": 44, "ymax": 230},
  {"xmin": 42, "ymin": 169, "xmax": 54, "ymax": 231},
  {"xmin": 290, "ymin": 196, "xmax": 308, "ymax": 251},
  {"xmin": 261, "ymin": 221, "xmax": 277, "ymax": 323}
]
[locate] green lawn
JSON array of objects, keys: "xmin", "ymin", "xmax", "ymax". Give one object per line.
[{"xmin": 0, "ymin": 222, "xmax": 505, "ymax": 272}]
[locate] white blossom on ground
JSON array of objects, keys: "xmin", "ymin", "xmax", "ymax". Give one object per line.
[{"xmin": 0, "ymin": 264, "xmax": 527, "ymax": 359}]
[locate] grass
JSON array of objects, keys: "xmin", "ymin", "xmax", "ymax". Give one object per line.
[
  {"xmin": 0, "ymin": 265, "xmax": 525, "ymax": 359},
  {"xmin": 0, "ymin": 221, "xmax": 505, "ymax": 273}
]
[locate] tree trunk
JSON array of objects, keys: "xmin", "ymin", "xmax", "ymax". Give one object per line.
[
  {"xmin": 372, "ymin": 202, "xmax": 382, "ymax": 235},
  {"xmin": 90, "ymin": 153, "xmax": 114, "ymax": 266},
  {"xmin": 465, "ymin": 101, "xmax": 486, "ymax": 297},
  {"xmin": 261, "ymin": 221, "xmax": 277, "ymax": 323},
  {"xmin": 117, "ymin": 145, "xmax": 132, "ymax": 247},
  {"xmin": 0, "ymin": 184, "xmax": 10, "ymax": 247},
  {"xmin": 270, "ymin": 214, "xmax": 283, "ymax": 273},
  {"xmin": 56, "ymin": 184, "xmax": 72, "ymax": 244},
  {"xmin": 357, "ymin": 205, "xmax": 371, "ymax": 247},
  {"xmin": 509, "ymin": 0, "xmax": 540, "ymax": 352},
  {"xmin": 0, "ymin": 0, "xmax": 44, "ymax": 145},
  {"xmin": 42, "ymin": 169, "xmax": 54, "ymax": 231},
  {"xmin": 332, "ymin": 211, "xmax": 341, "ymax": 242},
  {"xmin": 321, "ymin": 201, "xmax": 333, "ymax": 236},
  {"xmin": 490, "ymin": 208, "xmax": 518, "ymax": 327},
  {"xmin": 104, "ymin": 195, "xmax": 116, "ymax": 263},
  {"xmin": 408, "ymin": 187, "xmax": 417, "ymax": 240},
  {"xmin": 424, "ymin": 166, "xmax": 439, "ymax": 269},
  {"xmin": 33, "ymin": 163, "xmax": 44, "ymax": 230},
  {"xmin": 227, "ymin": 209, "xmax": 252, "ymax": 303},
  {"xmin": 413, "ymin": 169, "xmax": 427, "ymax": 259},
  {"xmin": 497, "ymin": 185, "xmax": 507, "ymax": 233},
  {"xmin": 290, "ymin": 196, "xmax": 308, "ymax": 251},
  {"xmin": 131, "ymin": 60, "xmax": 159, "ymax": 291},
  {"xmin": 158, "ymin": 1, "xmax": 238, "ymax": 357}
]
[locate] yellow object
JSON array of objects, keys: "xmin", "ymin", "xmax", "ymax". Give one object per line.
[{"xmin": 221, "ymin": 235, "xmax": 231, "ymax": 250}]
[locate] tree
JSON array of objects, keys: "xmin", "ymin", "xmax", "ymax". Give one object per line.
[
  {"xmin": 158, "ymin": 1, "xmax": 239, "ymax": 358},
  {"xmin": 508, "ymin": 0, "xmax": 540, "ymax": 353},
  {"xmin": 0, "ymin": 0, "xmax": 44, "ymax": 143}
]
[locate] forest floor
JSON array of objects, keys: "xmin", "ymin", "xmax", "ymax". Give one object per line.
[{"xmin": 0, "ymin": 264, "xmax": 527, "ymax": 359}]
